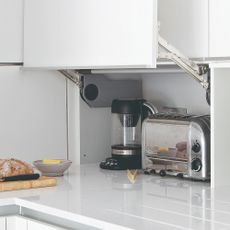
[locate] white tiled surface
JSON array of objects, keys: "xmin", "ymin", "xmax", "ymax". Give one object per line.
[{"xmin": 1, "ymin": 164, "xmax": 230, "ymax": 229}]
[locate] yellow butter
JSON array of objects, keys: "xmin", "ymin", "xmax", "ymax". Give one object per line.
[
  {"xmin": 42, "ymin": 159, "xmax": 61, "ymax": 164},
  {"xmin": 158, "ymin": 147, "xmax": 169, "ymax": 152}
]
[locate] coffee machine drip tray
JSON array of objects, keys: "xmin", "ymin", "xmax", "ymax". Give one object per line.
[
  {"xmin": 100, "ymin": 145, "xmax": 142, "ymax": 170},
  {"xmin": 111, "ymin": 144, "xmax": 141, "ymax": 156},
  {"xmin": 99, "ymin": 155, "xmax": 142, "ymax": 170}
]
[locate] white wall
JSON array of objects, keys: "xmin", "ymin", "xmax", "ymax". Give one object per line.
[
  {"xmin": 0, "ymin": 67, "xmax": 67, "ymax": 163},
  {"xmin": 142, "ymin": 73, "xmax": 210, "ymax": 115}
]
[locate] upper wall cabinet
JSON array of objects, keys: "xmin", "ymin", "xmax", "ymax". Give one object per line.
[
  {"xmin": 0, "ymin": 0, "xmax": 23, "ymax": 62},
  {"xmin": 24, "ymin": 0, "xmax": 158, "ymax": 69},
  {"xmin": 209, "ymin": 0, "xmax": 230, "ymax": 57},
  {"xmin": 158, "ymin": 0, "xmax": 209, "ymax": 58},
  {"xmin": 158, "ymin": 0, "xmax": 230, "ymax": 59}
]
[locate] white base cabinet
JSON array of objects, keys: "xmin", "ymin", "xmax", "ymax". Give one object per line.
[
  {"xmin": 1, "ymin": 216, "xmax": 67, "ymax": 230},
  {"xmin": 27, "ymin": 219, "xmax": 66, "ymax": 230},
  {"xmin": 6, "ymin": 216, "xmax": 27, "ymax": 230},
  {"xmin": 211, "ymin": 66, "xmax": 230, "ymax": 187},
  {"xmin": 0, "ymin": 217, "xmax": 5, "ymax": 230}
]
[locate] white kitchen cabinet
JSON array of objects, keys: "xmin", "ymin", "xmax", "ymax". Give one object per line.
[
  {"xmin": 24, "ymin": 0, "xmax": 157, "ymax": 69},
  {"xmin": 23, "ymin": 0, "xmax": 230, "ymax": 65},
  {"xmin": 158, "ymin": 0, "xmax": 209, "ymax": 58},
  {"xmin": 67, "ymin": 79, "xmax": 81, "ymax": 166},
  {"xmin": 27, "ymin": 219, "xmax": 66, "ymax": 230},
  {"xmin": 10, "ymin": 0, "xmax": 230, "ymax": 190},
  {"xmin": 0, "ymin": 0, "xmax": 23, "ymax": 62},
  {"xmin": 3, "ymin": 216, "xmax": 66, "ymax": 230},
  {"xmin": 0, "ymin": 217, "xmax": 5, "ymax": 230},
  {"xmin": 6, "ymin": 216, "xmax": 27, "ymax": 230},
  {"xmin": 159, "ymin": 0, "xmax": 230, "ymax": 58},
  {"xmin": 209, "ymin": 0, "xmax": 230, "ymax": 57},
  {"xmin": 210, "ymin": 66, "xmax": 230, "ymax": 187}
]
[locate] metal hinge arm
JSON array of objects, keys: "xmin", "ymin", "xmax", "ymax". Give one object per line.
[
  {"xmin": 59, "ymin": 70, "xmax": 83, "ymax": 89},
  {"xmin": 59, "ymin": 36, "xmax": 210, "ymax": 91},
  {"xmin": 158, "ymin": 35, "xmax": 209, "ymax": 89}
]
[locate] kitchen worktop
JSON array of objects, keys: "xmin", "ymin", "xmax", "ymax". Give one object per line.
[{"xmin": 0, "ymin": 164, "xmax": 230, "ymax": 230}]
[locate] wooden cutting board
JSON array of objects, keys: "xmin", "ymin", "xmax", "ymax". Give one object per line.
[{"xmin": 0, "ymin": 176, "xmax": 57, "ymax": 192}]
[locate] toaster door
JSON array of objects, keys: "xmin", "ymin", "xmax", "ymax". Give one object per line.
[{"xmin": 142, "ymin": 119, "xmax": 190, "ymax": 176}]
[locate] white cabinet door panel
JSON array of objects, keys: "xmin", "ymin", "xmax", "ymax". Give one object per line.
[
  {"xmin": 209, "ymin": 0, "xmax": 230, "ymax": 57},
  {"xmin": 158, "ymin": 0, "xmax": 209, "ymax": 58},
  {"xmin": 6, "ymin": 216, "xmax": 27, "ymax": 230},
  {"xmin": 0, "ymin": 0, "xmax": 23, "ymax": 62},
  {"xmin": 28, "ymin": 219, "xmax": 66, "ymax": 230},
  {"xmin": 24, "ymin": 0, "xmax": 157, "ymax": 69},
  {"xmin": 211, "ymin": 68, "xmax": 230, "ymax": 187},
  {"xmin": 0, "ymin": 217, "xmax": 5, "ymax": 230}
]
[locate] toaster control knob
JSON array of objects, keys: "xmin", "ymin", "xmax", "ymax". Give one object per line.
[
  {"xmin": 159, "ymin": 170, "xmax": 166, "ymax": 177},
  {"xmin": 191, "ymin": 158, "xmax": 202, "ymax": 172},
  {"xmin": 192, "ymin": 141, "xmax": 201, "ymax": 153}
]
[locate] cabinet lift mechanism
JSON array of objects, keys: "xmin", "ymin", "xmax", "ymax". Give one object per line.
[{"xmin": 60, "ymin": 35, "xmax": 210, "ymax": 104}]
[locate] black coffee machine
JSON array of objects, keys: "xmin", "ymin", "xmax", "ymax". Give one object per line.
[{"xmin": 100, "ymin": 99, "xmax": 157, "ymax": 170}]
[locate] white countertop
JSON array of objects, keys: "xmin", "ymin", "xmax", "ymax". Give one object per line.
[{"xmin": 1, "ymin": 164, "xmax": 230, "ymax": 230}]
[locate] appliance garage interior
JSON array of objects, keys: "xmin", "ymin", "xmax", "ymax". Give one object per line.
[{"xmin": 1, "ymin": 0, "xmax": 230, "ymax": 229}]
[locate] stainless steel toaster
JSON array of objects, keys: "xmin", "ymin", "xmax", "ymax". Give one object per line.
[{"xmin": 142, "ymin": 114, "xmax": 210, "ymax": 181}]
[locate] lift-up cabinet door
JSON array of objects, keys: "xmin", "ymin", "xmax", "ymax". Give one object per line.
[
  {"xmin": 159, "ymin": 0, "xmax": 230, "ymax": 58},
  {"xmin": 24, "ymin": 0, "xmax": 158, "ymax": 69},
  {"xmin": 158, "ymin": 0, "xmax": 209, "ymax": 58},
  {"xmin": 209, "ymin": 0, "xmax": 230, "ymax": 57}
]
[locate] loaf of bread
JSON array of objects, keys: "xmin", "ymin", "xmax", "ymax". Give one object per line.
[{"xmin": 0, "ymin": 159, "xmax": 34, "ymax": 178}]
